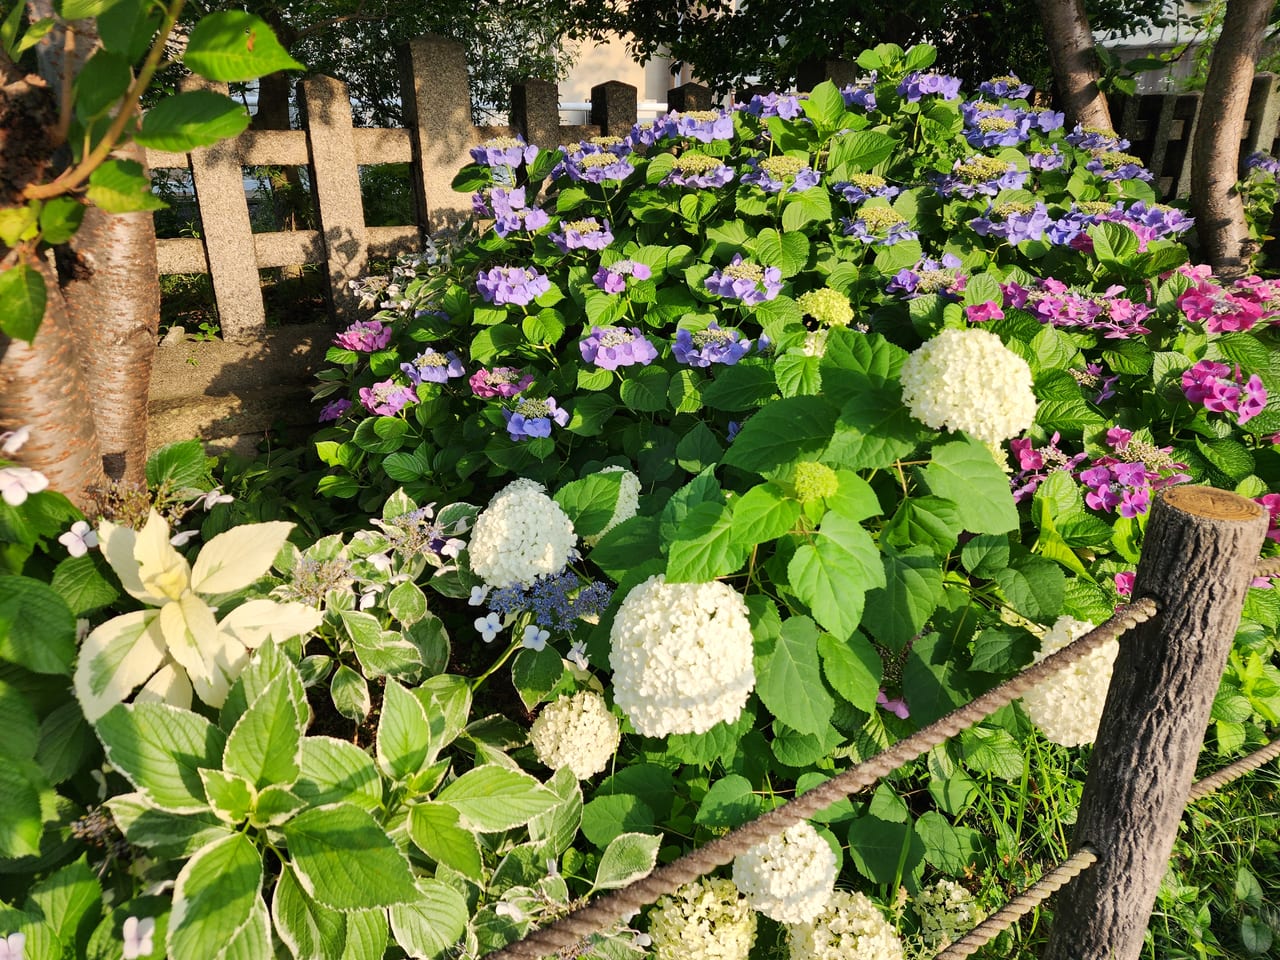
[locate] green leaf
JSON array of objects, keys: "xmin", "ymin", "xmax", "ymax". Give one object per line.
[
  {"xmin": 58, "ymin": 0, "xmax": 114, "ymax": 18},
  {"xmin": 408, "ymin": 802, "xmax": 483, "ymax": 880},
  {"xmin": 26, "ymin": 858, "xmax": 100, "ymax": 947},
  {"xmin": 821, "ymin": 332, "xmax": 922, "ymax": 470},
  {"xmin": 693, "ymin": 775, "xmax": 762, "ymax": 829},
  {"xmin": 36, "ymin": 702, "xmax": 96, "ymax": 785},
  {"xmin": 136, "ymin": 91, "xmax": 250, "ymax": 152},
  {"xmin": 376, "ymin": 679, "xmax": 430, "ymax": 781},
  {"xmin": 922, "ymin": 437, "xmax": 1019, "ymax": 534},
  {"xmin": 86, "ymin": 159, "xmax": 166, "ymax": 213},
  {"xmin": 329, "ymin": 664, "xmax": 371, "ymax": 722},
  {"xmin": 271, "ymin": 868, "xmax": 347, "ymax": 960},
  {"xmin": 386, "ymin": 881, "xmax": 469, "ymax": 960},
  {"xmin": 700, "ymin": 361, "xmax": 776, "ymax": 411},
  {"xmin": 96, "ymin": 702, "xmax": 226, "ymax": 813},
  {"xmin": 959, "ymin": 726, "xmax": 1023, "ymax": 781},
  {"xmin": 580, "ymin": 794, "xmax": 655, "ymax": 848},
  {"xmin": 223, "ymin": 676, "xmax": 302, "ymax": 789},
  {"xmin": 860, "ymin": 546, "xmax": 945, "ymax": 652},
  {"xmin": 618, "ymin": 366, "xmax": 670, "ymax": 412},
  {"xmin": 730, "ymin": 482, "xmax": 801, "ymax": 545},
  {"xmin": 828, "ymin": 130, "xmax": 897, "ymax": 173},
  {"xmin": 961, "ymin": 534, "xmax": 1010, "ymax": 579},
  {"xmin": 145, "ymin": 439, "xmax": 213, "ymax": 491},
  {"xmin": 666, "ymin": 500, "xmax": 749, "ymax": 582},
  {"xmin": 386, "ymin": 580, "xmax": 428, "ymax": 626},
  {"xmin": 721, "ymin": 395, "xmax": 837, "ymax": 474},
  {"xmin": 36, "ymin": 196, "xmax": 86, "ymax": 245},
  {"xmin": 0, "ymin": 678, "xmax": 38, "ymax": 760},
  {"xmin": 817, "ymin": 630, "xmax": 882, "ymax": 712},
  {"xmin": 0, "ymin": 262, "xmax": 46, "ymax": 342},
  {"xmin": 200, "ymin": 769, "xmax": 254, "ymax": 824},
  {"xmin": 676, "ymin": 421, "xmax": 724, "ymax": 473},
  {"xmin": 752, "ymin": 227, "xmax": 810, "ymax": 278},
  {"xmin": 510, "ymin": 646, "xmax": 564, "ymax": 711},
  {"xmin": 774, "ymin": 351, "xmax": 823, "ymax": 397},
  {"xmin": 915, "ymin": 810, "xmax": 985, "ymax": 873},
  {"xmin": 969, "ymin": 626, "xmax": 1033, "ymax": 675},
  {"xmin": 49, "ymin": 555, "xmax": 119, "ymax": 616},
  {"xmin": 293, "ymin": 737, "xmax": 382, "ymax": 812},
  {"xmin": 994, "ymin": 555, "xmax": 1066, "ymax": 621},
  {"xmin": 107, "ymin": 792, "xmax": 232, "ymax": 859},
  {"xmin": 788, "ymin": 511, "xmax": 884, "ymax": 638},
  {"xmin": 554, "ymin": 472, "xmax": 622, "ymax": 539},
  {"xmin": 755, "ymin": 615, "xmax": 834, "ymax": 736},
  {"xmin": 436, "ymin": 766, "xmax": 558, "ymax": 832},
  {"xmin": 782, "ymin": 186, "xmax": 833, "ymax": 231},
  {"xmin": 184, "ymin": 12, "xmax": 304, "ymax": 82},
  {"xmin": 592, "ymin": 832, "xmax": 661, "ymax": 891},
  {"xmin": 0, "ymin": 760, "xmax": 44, "ymax": 858},
  {"xmin": 167, "ymin": 833, "xmax": 262, "ymax": 960},
  {"xmin": 282, "ymin": 804, "xmax": 421, "ymax": 910},
  {"xmin": 846, "ymin": 815, "xmax": 925, "ymax": 886},
  {"xmin": 882, "ymin": 496, "xmax": 964, "ymax": 556}
]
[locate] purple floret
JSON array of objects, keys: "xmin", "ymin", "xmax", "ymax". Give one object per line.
[
  {"xmin": 476, "ymin": 266, "xmax": 552, "ymax": 307},
  {"xmin": 672, "ymin": 323, "xmax": 752, "ymax": 367},
  {"xmin": 579, "ymin": 326, "xmax": 659, "ymax": 370}
]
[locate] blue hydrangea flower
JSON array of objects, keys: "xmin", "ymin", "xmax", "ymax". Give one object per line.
[
  {"xmin": 672, "ymin": 323, "xmax": 752, "ymax": 367},
  {"xmin": 970, "ymin": 201, "xmax": 1053, "ymax": 244},
  {"xmin": 658, "ymin": 109, "xmax": 735, "ymax": 142},
  {"xmin": 979, "ymin": 74, "xmax": 1033, "ymax": 99},
  {"xmin": 842, "ymin": 207, "xmax": 919, "ymax": 245},
  {"xmin": 550, "ymin": 217, "xmax": 614, "ymax": 252},
  {"xmin": 503, "ymin": 396, "xmax": 570, "ymax": 440},
  {"xmin": 471, "ymin": 136, "xmax": 539, "ymax": 169},
  {"xmin": 932, "ymin": 156, "xmax": 1028, "ymax": 198},
  {"xmin": 476, "ymin": 265, "xmax": 552, "ymax": 306},
  {"xmin": 1085, "ymin": 151, "xmax": 1154, "ymax": 182},
  {"xmin": 898, "ymin": 71, "xmax": 962, "ymax": 102},
  {"xmin": 579, "ymin": 326, "xmax": 659, "ymax": 370},
  {"xmin": 1066, "ymin": 125, "xmax": 1130, "ymax": 151},
  {"xmin": 885, "ymin": 254, "xmax": 967, "ymax": 299},
  {"xmin": 661, "ymin": 153, "xmax": 736, "ymax": 188},
  {"xmin": 704, "ymin": 254, "xmax": 782, "ymax": 304},
  {"xmin": 834, "ymin": 174, "xmax": 900, "ymax": 204},
  {"xmin": 555, "ymin": 147, "xmax": 636, "ymax": 184},
  {"xmin": 842, "ymin": 79, "xmax": 877, "ymax": 111},
  {"xmin": 401, "ymin": 348, "xmax": 466, "ymax": 385},
  {"xmin": 740, "ymin": 156, "xmax": 821, "ymax": 194},
  {"xmin": 743, "ymin": 92, "xmax": 803, "ymax": 120}
]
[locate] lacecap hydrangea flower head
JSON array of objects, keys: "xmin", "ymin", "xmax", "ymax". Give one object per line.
[
  {"xmin": 74, "ymin": 510, "xmax": 323, "ymax": 721},
  {"xmin": 912, "ymin": 878, "xmax": 986, "ymax": 949},
  {"xmin": 529, "ymin": 690, "xmax": 621, "ymax": 779},
  {"xmin": 788, "ymin": 889, "xmax": 905, "ymax": 960},
  {"xmin": 1021, "ymin": 615, "xmax": 1117, "ymax": 747},
  {"xmin": 467, "ymin": 479, "xmax": 576, "ymax": 588},
  {"xmin": 731, "ymin": 821, "xmax": 837, "ymax": 924},
  {"xmin": 609, "ymin": 575, "xmax": 754, "ymax": 736},
  {"xmin": 647, "ymin": 877, "xmax": 757, "ymax": 960},
  {"xmin": 898, "ymin": 327, "xmax": 1036, "ymax": 445}
]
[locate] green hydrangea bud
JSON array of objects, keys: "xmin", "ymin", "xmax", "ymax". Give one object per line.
[
  {"xmin": 796, "ymin": 287, "xmax": 854, "ymax": 327},
  {"xmin": 793, "ymin": 461, "xmax": 838, "ymax": 503}
]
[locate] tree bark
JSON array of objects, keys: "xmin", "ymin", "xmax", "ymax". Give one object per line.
[
  {"xmin": 1044, "ymin": 486, "xmax": 1268, "ymax": 960},
  {"xmin": 58, "ymin": 142, "xmax": 159, "ymax": 487},
  {"xmin": 1034, "ymin": 0, "xmax": 1113, "ymax": 130},
  {"xmin": 1190, "ymin": 0, "xmax": 1273, "ymax": 276}
]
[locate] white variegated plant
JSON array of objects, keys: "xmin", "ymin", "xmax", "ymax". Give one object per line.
[{"xmin": 74, "ymin": 509, "xmax": 324, "ymax": 721}]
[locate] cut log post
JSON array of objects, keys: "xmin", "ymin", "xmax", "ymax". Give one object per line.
[{"xmin": 1044, "ymin": 485, "xmax": 1268, "ymax": 960}]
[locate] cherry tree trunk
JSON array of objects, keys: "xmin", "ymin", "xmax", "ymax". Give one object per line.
[
  {"xmin": 1190, "ymin": 0, "xmax": 1274, "ymax": 276},
  {"xmin": 1035, "ymin": 0, "xmax": 1113, "ymax": 130},
  {"xmin": 1044, "ymin": 487, "xmax": 1268, "ymax": 960}
]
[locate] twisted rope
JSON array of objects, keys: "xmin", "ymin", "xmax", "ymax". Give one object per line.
[
  {"xmin": 1188, "ymin": 737, "xmax": 1280, "ymax": 802},
  {"xmin": 931, "ymin": 847, "xmax": 1099, "ymax": 960},
  {"xmin": 481, "ymin": 599, "xmax": 1159, "ymax": 960},
  {"xmin": 1253, "ymin": 556, "xmax": 1280, "ymax": 579}
]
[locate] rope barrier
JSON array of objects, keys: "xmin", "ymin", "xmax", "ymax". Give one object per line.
[
  {"xmin": 928, "ymin": 736, "xmax": 1280, "ymax": 957},
  {"xmin": 481, "ymin": 599, "xmax": 1159, "ymax": 960},
  {"xmin": 932, "ymin": 847, "xmax": 1099, "ymax": 960},
  {"xmin": 1253, "ymin": 556, "xmax": 1280, "ymax": 578}
]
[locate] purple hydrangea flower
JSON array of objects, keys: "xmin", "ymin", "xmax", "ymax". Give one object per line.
[
  {"xmin": 470, "ymin": 366, "xmax": 534, "ymax": 399},
  {"xmin": 1066, "ymin": 125, "xmax": 1130, "ymax": 151},
  {"xmin": 579, "ymin": 326, "xmax": 659, "ymax": 370},
  {"xmin": 593, "ymin": 259, "xmax": 653, "ymax": 294},
  {"xmin": 1183, "ymin": 360, "xmax": 1268, "ymax": 425},
  {"xmin": 964, "ymin": 107, "xmax": 1032, "ymax": 148},
  {"xmin": 476, "ymin": 265, "xmax": 552, "ymax": 306},
  {"xmin": 970, "ymin": 201, "xmax": 1053, "ymax": 244},
  {"xmin": 471, "ymin": 136, "xmax": 539, "ymax": 168},
  {"xmin": 491, "ymin": 187, "xmax": 550, "ymax": 237},
  {"xmin": 744, "ymin": 92, "xmax": 803, "ymax": 120},
  {"xmin": 624, "ymin": 120, "xmax": 659, "ymax": 150},
  {"xmin": 555, "ymin": 147, "xmax": 636, "ymax": 184},
  {"xmin": 842, "ymin": 81, "xmax": 877, "ymax": 111},
  {"xmin": 359, "ymin": 379, "xmax": 416, "ymax": 416},
  {"xmin": 842, "ymin": 208, "xmax": 919, "ymax": 245},
  {"xmin": 1085, "ymin": 151, "xmax": 1154, "ymax": 182},
  {"xmin": 661, "ymin": 153, "xmax": 736, "ymax": 188},
  {"xmin": 1029, "ymin": 145, "xmax": 1065, "ymax": 171},
  {"xmin": 979, "ymin": 75, "xmax": 1033, "ymax": 99},
  {"xmin": 1247, "ymin": 151, "xmax": 1280, "ymax": 177},
  {"xmin": 834, "ymin": 174, "xmax": 900, "ymax": 204},
  {"xmin": 658, "ymin": 109, "xmax": 735, "ymax": 142},
  {"xmin": 704, "ymin": 254, "xmax": 783, "ymax": 304},
  {"xmin": 319, "ymin": 398, "xmax": 351, "ymax": 421},
  {"xmin": 550, "ymin": 217, "xmax": 614, "ymax": 252},
  {"xmin": 740, "ymin": 156, "xmax": 821, "ymax": 194},
  {"xmin": 885, "ymin": 253, "xmax": 967, "ymax": 299},
  {"xmin": 932, "ymin": 157, "xmax": 1028, "ymax": 198},
  {"xmin": 334, "ymin": 320, "xmax": 393, "ymax": 352},
  {"xmin": 401, "ymin": 348, "xmax": 466, "ymax": 385},
  {"xmin": 1024, "ymin": 107, "xmax": 1066, "ymax": 132},
  {"xmin": 898, "ymin": 71, "xmax": 962, "ymax": 102},
  {"xmin": 672, "ymin": 323, "xmax": 752, "ymax": 366},
  {"xmin": 503, "ymin": 396, "xmax": 570, "ymax": 440}
]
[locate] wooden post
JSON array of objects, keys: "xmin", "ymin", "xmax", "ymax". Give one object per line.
[
  {"xmin": 301, "ymin": 74, "xmax": 367, "ymax": 325},
  {"xmin": 1242, "ymin": 72, "xmax": 1280, "ymax": 160},
  {"xmin": 1044, "ymin": 486, "xmax": 1268, "ymax": 960},
  {"xmin": 185, "ymin": 78, "xmax": 266, "ymax": 342}
]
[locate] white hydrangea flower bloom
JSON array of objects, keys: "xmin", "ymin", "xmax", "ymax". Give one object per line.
[
  {"xmin": 913, "ymin": 878, "xmax": 986, "ymax": 949},
  {"xmin": 584, "ymin": 465, "xmax": 641, "ymax": 547},
  {"xmin": 529, "ymin": 690, "xmax": 621, "ymax": 779},
  {"xmin": 1021, "ymin": 615, "xmax": 1116, "ymax": 746},
  {"xmin": 731, "ymin": 822, "xmax": 837, "ymax": 924},
  {"xmin": 609, "ymin": 575, "xmax": 754, "ymax": 736},
  {"xmin": 647, "ymin": 877, "xmax": 756, "ymax": 960},
  {"xmin": 788, "ymin": 888, "xmax": 905, "ymax": 960},
  {"xmin": 898, "ymin": 327, "xmax": 1036, "ymax": 445},
  {"xmin": 467, "ymin": 478, "xmax": 576, "ymax": 588}
]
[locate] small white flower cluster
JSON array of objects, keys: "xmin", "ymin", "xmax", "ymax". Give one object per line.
[
  {"xmin": 585, "ymin": 465, "xmax": 641, "ymax": 547},
  {"xmin": 1021, "ymin": 615, "xmax": 1116, "ymax": 746},
  {"xmin": 528, "ymin": 690, "xmax": 621, "ymax": 779},
  {"xmin": 731, "ymin": 822, "xmax": 837, "ymax": 924},
  {"xmin": 789, "ymin": 889, "xmax": 906, "ymax": 960},
  {"xmin": 467, "ymin": 479, "xmax": 576, "ymax": 588},
  {"xmin": 609, "ymin": 575, "xmax": 755, "ymax": 736},
  {"xmin": 912, "ymin": 878, "xmax": 985, "ymax": 949},
  {"xmin": 647, "ymin": 877, "xmax": 757, "ymax": 960},
  {"xmin": 898, "ymin": 327, "xmax": 1036, "ymax": 445}
]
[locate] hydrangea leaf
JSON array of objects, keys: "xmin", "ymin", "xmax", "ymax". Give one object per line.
[
  {"xmin": 0, "ymin": 576, "xmax": 77, "ymax": 676},
  {"xmin": 510, "ymin": 646, "xmax": 564, "ymax": 712},
  {"xmin": 915, "ymin": 810, "xmax": 987, "ymax": 873},
  {"xmin": 96, "ymin": 702, "xmax": 226, "ymax": 813},
  {"xmin": 375, "ymin": 679, "xmax": 430, "ymax": 781},
  {"xmin": 436, "ymin": 766, "xmax": 558, "ymax": 833},
  {"xmin": 787, "ymin": 511, "xmax": 884, "ymax": 639},
  {"xmin": 554, "ymin": 472, "xmax": 622, "ymax": 538},
  {"xmin": 817, "ymin": 630, "xmax": 882, "ymax": 713},
  {"xmin": 190, "ymin": 521, "xmax": 294, "ymax": 595},
  {"xmin": 994, "ymin": 554, "xmax": 1066, "ymax": 621},
  {"xmin": 408, "ymin": 802, "xmax": 483, "ymax": 881},
  {"xmin": 293, "ymin": 737, "xmax": 382, "ymax": 812},
  {"xmin": 921, "ymin": 438, "xmax": 1019, "ymax": 535},
  {"xmin": 730, "ymin": 482, "xmax": 801, "ymax": 546},
  {"xmin": 271, "ymin": 867, "xmax": 347, "ymax": 960},
  {"xmin": 580, "ymin": 794, "xmax": 655, "ymax": 848},
  {"xmin": 167, "ymin": 833, "xmax": 262, "ymax": 960},
  {"xmin": 183, "ymin": 11, "xmax": 303, "ymax": 81},
  {"xmin": 387, "ymin": 881, "xmax": 469, "ymax": 960},
  {"xmin": 903, "ymin": 632, "xmax": 972, "ymax": 726},
  {"xmin": 107, "ymin": 792, "xmax": 233, "ymax": 859},
  {"xmin": 861, "ymin": 546, "xmax": 945, "ymax": 653},
  {"xmin": 720, "ymin": 395, "xmax": 837, "ymax": 475},
  {"xmin": 699, "ymin": 360, "xmax": 776, "ymax": 411},
  {"xmin": 328, "ymin": 664, "xmax": 371, "ymax": 722},
  {"xmin": 0, "ymin": 759, "xmax": 44, "ymax": 858},
  {"xmin": 282, "ymin": 804, "xmax": 420, "ymax": 910},
  {"xmin": 694, "ymin": 774, "xmax": 763, "ymax": 829},
  {"xmin": 665, "ymin": 500, "xmax": 749, "ymax": 583},
  {"xmin": 846, "ymin": 815, "xmax": 926, "ymax": 888},
  {"xmin": 755, "ymin": 615, "xmax": 834, "ymax": 736},
  {"xmin": 223, "ymin": 675, "xmax": 303, "ymax": 789},
  {"xmin": 591, "ymin": 832, "xmax": 662, "ymax": 891}
]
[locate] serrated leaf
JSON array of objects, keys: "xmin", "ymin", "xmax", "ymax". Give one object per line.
[
  {"xmin": 730, "ymin": 482, "xmax": 801, "ymax": 545},
  {"xmin": 408, "ymin": 802, "xmax": 483, "ymax": 880},
  {"xmin": 994, "ymin": 555, "xmax": 1065, "ymax": 621},
  {"xmin": 592, "ymin": 832, "xmax": 661, "ymax": 891},
  {"xmin": 293, "ymin": 737, "xmax": 382, "ymax": 811},
  {"xmin": 96, "ymin": 702, "xmax": 226, "ymax": 813},
  {"xmin": 387, "ymin": 881, "xmax": 468, "ymax": 960},
  {"xmin": 436, "ymin": 766, "xmax": 558, "ymax": 832},
  {"xmin": 136, "ymin": 91, "xmax": 250, "ymax": 152},
  {"xmin": 86, "ymin": 159, "xmax": 166, "ymax": 213},
  {"xmin": 168, "ymin": 833, "xmax": 262, "ymax": 960},
  {"xmin": 922, "ymin": 437, "xmax": 1019, "ymax": 534},
  {"xmin": 860, "ymin": 546, "xmax": 944, "ymax": 652},
  {"xmin": 223, "ymin": 676, "xmax": 302, "ymax": 789},
  {"xmin": 788, "ymin": 511, "xmax": 884, "ymax": 638},
  {"xmin": 0, "ymin": 262, "xmax": 46, "ymax": 343},
  {"xmin": 721, "ymin": 395, "xmax": 837, "ymax": 474},
  {"xmin": 554, "ymin": 472, "xmax": 622, "ymax": 538},
  {"xmin": 184, "ymin": 12, "xmax": 303, "ymax": 82},
  {"xmin": 271, "ymin": 868, "xmax": 347, "ymax": 960},
  {"xmin": 665, "ymin": 500, "xmax": 749, "ymax": 582},
  {"xmin": 693, "ymin": 775, "xmax": 762, "ymax": 829},
  {"xmin": 283, "ymin": 804, "xmax": 420, "ymax": 910},
  {"xmin": 377, "ymin": 679, "xmax": 430, "ymax": 780},
  {"xmin": 329, "ymin": 664, "xmax": 371, "ymax": 721},
  {"xmin": 817, "ymin": 630, "xmax": 881, "ymax": 712},
  {"xmin": 755, "ymin": 615, "xmax": 834, "ymax": 735},
  {"xmin": 0, "ymin": 760, "xmax": 44, "ymax": 857},
  {"xmin": 107, "ymin": 792, "xmax": 232, "ymax": 858}
]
